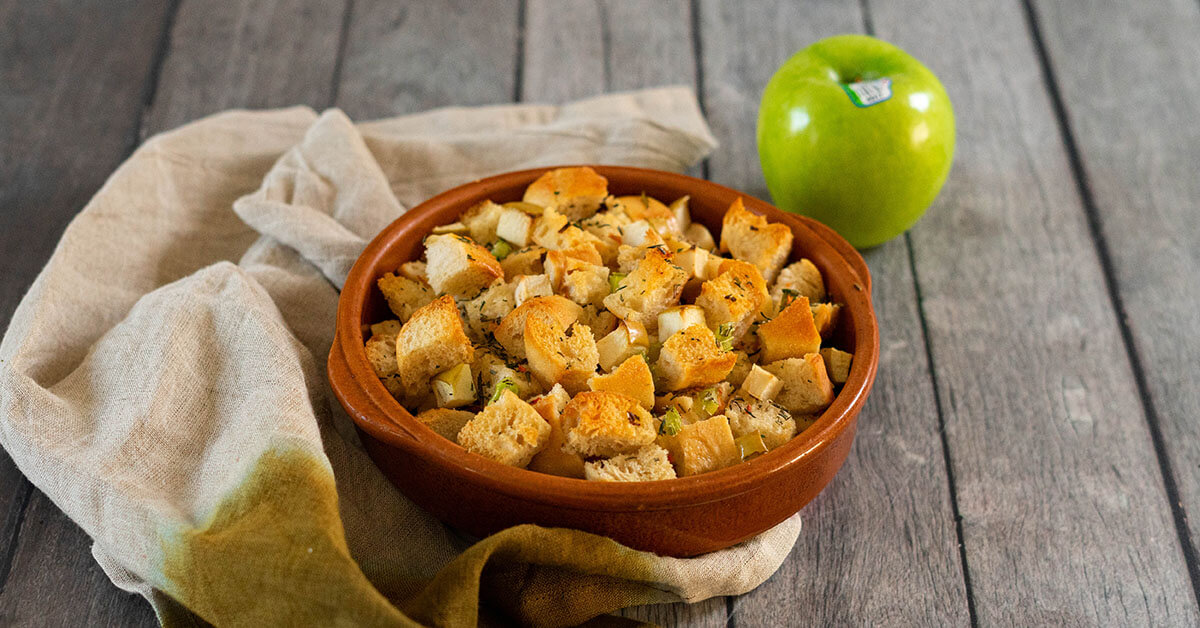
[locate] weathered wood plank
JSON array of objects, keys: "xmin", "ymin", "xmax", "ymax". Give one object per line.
[
  {"xmin": 699, "ymin": 1, "xmax": 972, "ymax": 625},
  {"xmin": 0, "ymin": 0, "xmax": 172, "ymax": 618},
  {"xmin": 335, "ymin": 0, "xmax": 520, "ymax": 119},
  {"xmin": 1029, "ymin": 0, "xmax": 1200, "ymax": 597},
  {"xmin": 869, "ymin": 0, "xmax": 1200, "ymax": 623},
  {"xmin": 142, "ymin": 0, "xmax": 349, "ymax": 134},
  {"xmin": 0, "ymin": 496, "xmax": 158, "ymax": 626}
]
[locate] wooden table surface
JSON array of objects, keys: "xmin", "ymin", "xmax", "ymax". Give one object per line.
[{"xmin": 3, "ymin": 0, "xmax": 1199, "ymax": 625}]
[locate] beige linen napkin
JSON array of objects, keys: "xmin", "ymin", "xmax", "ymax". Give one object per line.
[{"xmin": 0, "ymin": 87, "xmax": 802, "ymax": 627}]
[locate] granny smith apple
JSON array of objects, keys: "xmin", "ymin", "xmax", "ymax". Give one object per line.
[{"xmin": 757, "ymin": 34, "xmax": 955, "ymax": 248}]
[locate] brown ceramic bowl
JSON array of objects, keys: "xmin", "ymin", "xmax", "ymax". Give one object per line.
[{"xmin": 329, "ymin": 166, "xmax": 879, "ymax": 557}]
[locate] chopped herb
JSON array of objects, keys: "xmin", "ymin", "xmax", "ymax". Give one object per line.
[
  {"xmin": 658, "ymin": 408, "xmax": 682, "ymax": 436},
  {"xmin": 780, "ymin": 288, "xmax": 799, "ymax": 309},
  {"xmin": 627, "ymin": 411, "xmax": 641, "ymax": 426},
  {"xmin": 715, "ymin": 323, "xmax": 735, "ymax": 351}
]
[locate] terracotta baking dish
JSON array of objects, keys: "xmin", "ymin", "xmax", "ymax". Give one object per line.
[{"xmin": 329, "ymin": 166, "xmax": 879, "ymax": 557}]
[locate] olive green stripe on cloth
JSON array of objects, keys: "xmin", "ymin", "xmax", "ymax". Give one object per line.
[
  {"xmin": 159, "ymin": 447, "xmax": 415, "ymax": 627},
  {"xmin": 158, "ymin": 445, "xmax": 676, "ymax": 627}
]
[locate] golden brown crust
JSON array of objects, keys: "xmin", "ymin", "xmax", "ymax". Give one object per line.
[
  {"xmin": 673, "ymin": 415, "xmax": 739, "ymax": 476},
  {"xmin": 694, "ymin": 260, "xmax": 769, "ymax": 343},
  {"xmin": 500, "ymin": 246, "xmax": 546, "ymax": 279},
  {"xmin": 720, "ymin": 198, "xmax": 793, "ymax": 284},
  {"xmin": 762, "ymin": 353, "xmax": 835, "ymax": 415},
  {"xmin": 376, "ymin": 273, "xmax": 434, "ymax": 322},
  {"xmin": 603, "ymin": 247, "xmax": 688, "ymax": 332},
  {"xmin": 561, "ymin": 390, "xmax": 656, "ymax": 457},
  {"xmin": 523, "ymin": 167, "xmax": 609, "ymax": 221},
  {"xmin": 424, "ymin": 234, "xmax": 504, "ymax": 299},
  {"xmin": 655, "ymin": 324, "xmax": 738, "ymax": 391},
  {"xmin": 757, "ymin": 296, "xmax": 822, "ymax": 363},
  {"xmin": 395, "ymin": 295, "xmax": 474, "ymax": 390},
  {"xmin": 524, "ymin": 318, "xmax": 599, "ymax": 394},
  {"xmin": 457, "ymin": 390, "xmax": 550, "ymax": 467},
  {"xmin": 588, "ymin": 354, "xmax": 655, "ymax": 409},
  {"xmin": 494, "ymin": 295, "xmax": 583, "ymax": 359}
]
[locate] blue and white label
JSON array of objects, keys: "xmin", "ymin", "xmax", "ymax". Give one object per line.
[{"xmin": 842, "ymin": 78, "xmax": 893, "ymax": 107}]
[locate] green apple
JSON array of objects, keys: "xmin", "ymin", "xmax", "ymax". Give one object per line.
[{"xmin": 757, "ymin": 35, "xmax": 955, "ymax": 248}]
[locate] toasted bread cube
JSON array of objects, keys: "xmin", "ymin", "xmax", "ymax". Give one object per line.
[
  {"xmin": 531, "ymin": 207, "xmax": 606, "ymax": 252},
  {"xmin": 496, "ymin": 207, "xmax": 534, "ymax": 247},
  {"xmin": 683, "ymin": 222, "xmax": 716, "ymax": 251},
  {"xmin": 603, "ymin": 247, "xmax": 688, "ymax": 333},
  {"xmin": 578, "ymin": 304, "xmax": 619, "ymax": 339},
  {"xmin": 377, "ymin": 273, "xmax": 434, "ymax": 322},
  {"xmin": 811, "ymin": 302, "xmax": 841, "ymax": 339},
  {"xmin": 724, "ymin": 393, "xmax": 796, "ymax": 450},
  {"xmin": 457, "ymin": 390, "xmax": 550, "ymax": 467},
  {"xmin": 561, "ymin": 391, "xmax": 656, "ymax": 457},
  {"xmin": 462, "ymin": 279, "xmax": 516, "ymax": 343},
  {"xmin": 431, "ymin": 221, "xmax": 470, "ymax": 236},
  {"xmin": 673, "ymin": 415, "xmax": 739, "ymax": 476},
  {"xmin": 513, "ymin": 274, "xmax": 553, "ymax": 307},
  {"xmin": 365, "ymin": 333, "xmax": 399, "ymax": 378},
  {"xmin": 460, "ymin": 199, "xmax": 505, "ymax": 244},
  {"xmin": 772, "ymin": 259, "xmax": 826, "ymax": 306},
  {"xmin": 656, "ymin": 324, "xmax": 738, "ymax": 392},
  {"xmin": 757, "ymin": 296, "xmax": 822, "ymax": 363},
  {"xmin": 395, "ymin": 296, "xmax": 474, "ymax": 390},
  {"xmin": 473, "ymin": 351, "xmax": 541, "ymax": 400},
  {"xmin": 370, "ymin": 320, "xmax": 402, "ymax": 337},
  {"xmin": 525, "ymin": 319, "xmax": 599, "ymax": 394},
  {"xmin": 740, "ymin": 364, "xmax": 783, "ymax": 401},
  {"xmin": 585, "ymin": 445, "xmax": 677, "ymax": 482},
  {"xmin": 527, "ymin": 384, "xmax": 585, "ymax": 478},
  {"xmin": 610, "ymin": 194, "xmax": 676, "ymax": 231},
  {"xmin": 763, "ymin": 354, "xmax": 836, "ymax": 415},
  {"xmin": 694, "ymin": 260, "xmax": 769, "ymax": 343},
  {"xmin": 820, "ymin": 347, "xmax": 854, "ymax": 384},
  {"xmin": 589, "ymin": 354, "xmax": 655, "ymax": 409},
  {"xmin": 414, "ymin": 408, "xmax": 475, "ymax": 442},
  {"xmin": 424, "ymin": 234, "xmax": 504, "ymax": 299},
  {"xmin": 399, "ymin": 261, "xmax": 428, "ymax": 284},
  {"xmin": 501, "ymin": 246, "xmax": 546, "ymax": 279},
  {"xmin": 657, "ymin": 305, "xmax": 707, "ymax": 343},
  {"xmin": 562, "ymin": 264, "xmax": 611, "ymax": 308},
  {"xmin": 494, "ymin": 295, "xmax": 583, "ymax": 359},
  {"xmin": 523, "ymin": 167, "xmax": 609, "ymax": 220},
  {"xmin": 719, "ymin": 198, "xmax": 793, "ymax": 284},
  {"xmin": 596, "ymin": 321, "xmax": 650, "ymax": 372},
  {"xmin": 432, "ymin": 362, "xmax": 476, "ymax": 408},
  {"xmin": 545, "ymin": 245, "xmax": 603, "ymax": 289}
]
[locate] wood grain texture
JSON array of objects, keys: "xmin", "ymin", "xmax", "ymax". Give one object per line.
[
  {"xmin": 1029, "ymin": 0, "xmax": 1200, "ymax": 590},
  {"xmin": 520, "ymin": 3, "xmax": 720, "ymax": 624},
  {"xmin": 0, "ymin": 496, "xmax": 158, "ymax": 626},
  {"xmin": 142, "ymin": 0, "xmax": 349, "ymax": 134},
  {"xmin": 335, "ymin": 0, "xmax": 520, "ymax": 119},
  {"xmin": 700, "ymin": 1, "xmax": 971, "ymax": 625},
  {"xmin": 869, "ymin": 0, "xmax": 1200, "ymax": 623},
  {"xmin": 0, "ymin": 0, "xmax": 170, "ymax": 620}
]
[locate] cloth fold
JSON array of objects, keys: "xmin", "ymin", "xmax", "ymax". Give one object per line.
[{"xmin": 0, "ymin": 87, "xmax": 801, "ymax": 627}]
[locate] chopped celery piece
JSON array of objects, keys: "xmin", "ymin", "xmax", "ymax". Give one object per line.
[
  {"xmin": 489, "ymin": 377, "xmax": 519, "ymax": 404},
  {"xmin": 714, "ymin": 322, "xmax": 734, "ymax": 351},
  {"xmin": 736, "ymin": 433, "xmax": 768, "ymax": 459},
  {"xmin": 658, "ymin": 408, "xmax": 682, "ymax": 436},
  {"xmin": 609, "ymin": 271, "xmax": 627, "ymax": 293},
  {"xmin": 490, "ymin": 239, "xmax": 513, "ymax": 260},
  {"xmin": 697, "ymin": 387, "xmax": 719, "ymax": 417}
]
